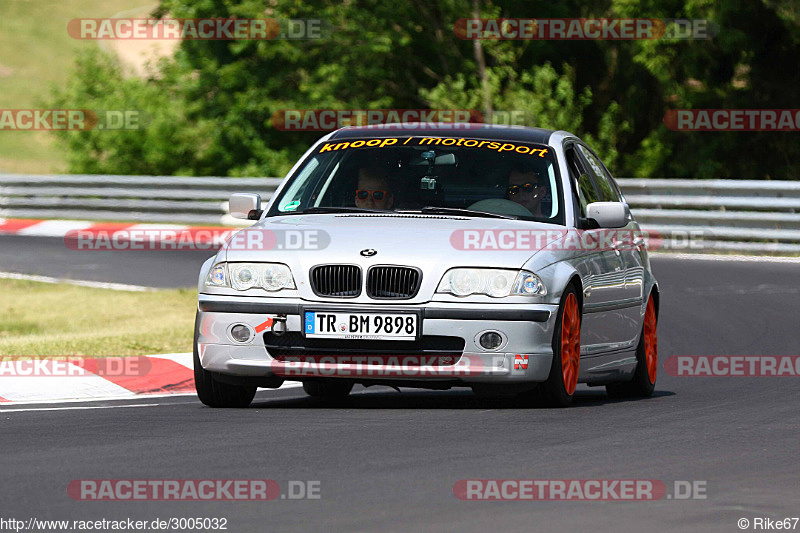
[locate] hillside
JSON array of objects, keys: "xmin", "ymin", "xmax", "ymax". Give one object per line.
[{"xmin": 0, "ymin": 0, "xmax": 158, "ymax": 173}]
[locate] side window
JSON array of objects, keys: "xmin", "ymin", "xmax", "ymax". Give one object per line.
[
  {"xmin": 576, "ymin": 144, "xmax": 620, "ymax": 202},
  {"xmin": 277, "ymin": 157, "xmax": 320, "ymax": 212},
  {"xmin": 565, "ymin": 145, "xmax": 599, "ymax": 219}
]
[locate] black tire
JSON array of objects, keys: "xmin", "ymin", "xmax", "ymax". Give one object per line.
[
  {"xmin": 193, "ymin": 315, "xmax": 256, "ymax": 408},
  {"xmin": 302, "ymin": 380, "xmax": 354, "ymax": 398},
  {"xmin": 606, "ymin": 296, "xmax": 657, "ymax": 399},
  {"xmin": 536, "ymin": 285, "xmax": 582, "ymax": 407}
]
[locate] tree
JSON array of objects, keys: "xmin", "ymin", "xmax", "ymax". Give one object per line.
[{"xmin": 49, "ymin": 0, "xmax": 800, "ymax": 179}]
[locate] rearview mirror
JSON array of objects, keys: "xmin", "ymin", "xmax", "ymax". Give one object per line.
[
  {"xmin": 586, "ymin": 202, "xmax": 627, "ymax": 228},
  {"xmin": 412, "ymin": 152, "xmax": 457, "ymax": 166},
  {"xmin": 229, "ymin": 193, "xmax": 263, "ymax": 220}
]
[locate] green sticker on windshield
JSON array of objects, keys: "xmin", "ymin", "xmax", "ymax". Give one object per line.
[{"xmin": 283, "ymin": 201, "xmax": 301, "ymax": 211}]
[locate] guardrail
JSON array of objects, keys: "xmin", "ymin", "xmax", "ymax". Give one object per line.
[
  {"xmin": 0, "ymin": 174, "xmax": 280, "ymax": 226},
  {"xmin": 616, "ymin": 179, "xmax": 800, "ymax": 254},
  {"xmin": 1, "ymin": 174, "xmax": 798, "ymax": 254}
]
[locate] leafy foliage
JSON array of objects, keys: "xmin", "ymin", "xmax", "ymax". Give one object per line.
[{"xmin": 49, "ymin": 0, "xmax": 800, "ymax": 179}]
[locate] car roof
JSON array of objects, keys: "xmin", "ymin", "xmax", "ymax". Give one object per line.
[{"xmin": 327, "ymin": 122, "xmax": 558, "ymax": 145}]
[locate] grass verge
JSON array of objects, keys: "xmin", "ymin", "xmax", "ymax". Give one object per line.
[
  {"xmin": 0, "ymin": 0, "xmax": 158, "ymax": 173},
  {"xmin": 0, "ymin": 278, "xmax": 196, "ymax": 356}
]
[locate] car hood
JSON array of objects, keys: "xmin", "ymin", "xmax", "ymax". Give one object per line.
[
  {"xmin": 223, "ymin": 214, "xmax": 561, "ymax": 303},
  {"xmin": 225, "ymin": 214, "xmax": 559, "ymax": 263}
]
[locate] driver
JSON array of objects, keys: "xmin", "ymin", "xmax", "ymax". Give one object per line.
[
  {"xmin": 354, "ymin": 166, "xmax": 394, "ymax": 210},
  {"xmin": 506, "ymin": 165, "xmax": 548, "ymax": 217}
]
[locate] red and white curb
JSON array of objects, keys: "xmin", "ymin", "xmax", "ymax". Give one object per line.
[
  {"xmin": 0, "ymin": 353, "xmax": 300, "ymax": 405},
  {"xmin": 0, "ymin": 218, "xmax": 248, "ymax": 248}
]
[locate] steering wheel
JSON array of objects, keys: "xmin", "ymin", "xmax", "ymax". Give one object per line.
[{"xmin": 467, "ymin": 198, "xmax": 533, "ymax": 217}]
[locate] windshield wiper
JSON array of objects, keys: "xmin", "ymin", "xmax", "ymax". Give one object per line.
[
  {"xmin": 295, "ymin": 207, "xmax": 390, "ymax": 214},
  {"xmin": 404, "ymin": 207, "xmax": 518, "ymax": 220}
]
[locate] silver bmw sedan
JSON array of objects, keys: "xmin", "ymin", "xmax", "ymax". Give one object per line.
[{"xmin": 194, "ymin": 124, "xmax": 659, "ymax": 408}]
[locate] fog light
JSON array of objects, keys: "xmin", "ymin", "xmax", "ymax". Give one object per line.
[
  {"xmin": 479, "ymin": 331, "xmax": 503, "ymax": 350},
  {"xmin": 230, "ymin": 324, "xmax": 252, "ymax": 343}
]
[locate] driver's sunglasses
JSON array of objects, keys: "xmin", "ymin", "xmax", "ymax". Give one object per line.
[
  {"xmin": 356, "ymin": 189, "xmax": 388, "ymax": 201},
  {"xmin": 507, "ymin": 182, "xmax": 540, "ymax": 196}
]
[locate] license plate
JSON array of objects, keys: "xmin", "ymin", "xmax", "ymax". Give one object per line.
[{"xmin": 304, "ymin": 311, "xmax": 417, "ymax": 341}]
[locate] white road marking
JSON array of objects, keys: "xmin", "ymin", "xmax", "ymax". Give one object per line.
[
  {"xmin": 0, "ymin": 382, "xmax": 308, "ymax": 411},
  {"xmin": 0, "ymin": 379, "xmax": 303, "ymax": 406},
  {"xmin": 0, "ymin": 392, "xmax": 199, "ymax": 407},
  {"xmin": 0, "ymin": 383, "xmax": 309, "ymax": 413},
  {"xmin": 0, "ymin": 403, "xmax": 174, "ymax": 413},
  {"xmin": 0, "ymin": 271, "xmax": 157, "ymax": 291}
]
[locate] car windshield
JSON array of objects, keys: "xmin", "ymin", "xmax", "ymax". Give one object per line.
[{"xmin": 267, "ymin": 135, "xmax": 564, "ymax": 224}]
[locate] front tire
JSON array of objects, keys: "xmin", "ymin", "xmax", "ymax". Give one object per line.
[
  {"xmin": 193, "ymin": 316, "xmax": 256, "ymax": 408},
  {"xmin": 536, "ymin": 285, "xmax": 581, "ymax": 407},
  {"xmin": 606, "ymin": 295, "xmax": 658, "ymax": 399}
]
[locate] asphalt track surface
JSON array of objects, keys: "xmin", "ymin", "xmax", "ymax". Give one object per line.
[
  {"xmin": 0, "ymin": 235, "xmax": 212, "ymax": 288},
  {"xmin": 1, "ymin": 234, "xmax": 799, "ymax": 532}
]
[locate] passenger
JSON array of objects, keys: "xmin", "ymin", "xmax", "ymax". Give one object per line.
[{"xmin": 354, "ymin": 166, "xmax": 394, "ymax": 210}]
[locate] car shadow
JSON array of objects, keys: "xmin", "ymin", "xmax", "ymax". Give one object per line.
[{"xmin": 246, "ymin": 386, "xmax": 676, "ymax": 410}]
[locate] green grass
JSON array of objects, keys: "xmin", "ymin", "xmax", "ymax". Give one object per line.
[
  {"xmin": 0, "ymin": 0, "xmax": 157, "ymax": 173},
  {"xmin": 0, "ymin": 278, "xmax": 197, "ymax": 356}
]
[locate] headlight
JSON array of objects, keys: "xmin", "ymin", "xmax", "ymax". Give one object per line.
[
  {"xmin": 206, "ymin": 264, "xmax": 227, "ymax": 287},
  {"xmin": 262, "ymin": 264, "xmax": 293, "ymax": 291},
  {"xmin": 436, "ymin": 268, "xmax": 546, "ymax": 297},
  {"xmin": 205, "ymin": 262, "xmax": 295, "ymax": 292},
  {"xmin": 514, "ymin": 271, "xmax": 546, "ymax": 295},
  {"xmin": 230, "ymin": 264, "xmax": 258, "ymax": 290},
  {"xmin": 449, "ymin": 269, "xmax": 483, "ymax": 296}
]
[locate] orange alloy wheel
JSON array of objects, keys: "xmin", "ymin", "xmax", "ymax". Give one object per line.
[
  {"xmin": 643, "ymin": 298, "xmax": 658, "ymax": 384},
  {"xmin": 561, "ymin": 292, "xmax": 581, "ymax": 395}
]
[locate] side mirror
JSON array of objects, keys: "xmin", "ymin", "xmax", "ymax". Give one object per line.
[
  {"xmin": 586, "ymin": 202, "xmax": 627, "ymax": 228},
  {"xmin": 229, "ymin": 193, "xmax": 263, "ymax": 220}
]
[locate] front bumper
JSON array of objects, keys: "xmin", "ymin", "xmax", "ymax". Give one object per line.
[{"xmin": 196, "ymin": 295, "xmax": 559, "ymax": 385}]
